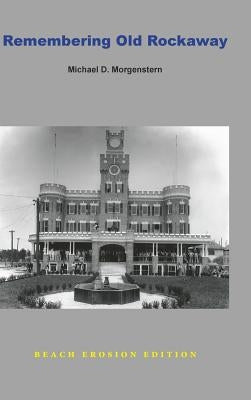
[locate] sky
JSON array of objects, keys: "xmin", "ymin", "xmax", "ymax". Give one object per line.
[{"xmin": 0, "ymin": 126, "xmax": 229, "ymax": 250}]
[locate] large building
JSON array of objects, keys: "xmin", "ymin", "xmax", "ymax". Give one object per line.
[{"xmin": 29, "ymin": 129, "xmax": 211, "ymax": 277}]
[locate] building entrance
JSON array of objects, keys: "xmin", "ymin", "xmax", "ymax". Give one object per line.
[{"xmin": 99, "ymin": 244, "xmax": 126, "ymax": 262}]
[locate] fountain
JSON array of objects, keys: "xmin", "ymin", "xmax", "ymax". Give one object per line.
[{"xmin": 74, "ymin": 276, "xmax": 140, "ymax": 305}]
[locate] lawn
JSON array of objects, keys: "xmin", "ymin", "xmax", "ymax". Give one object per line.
[
  {"xmin": 0, "ymin": 275, "xmax": 93, "ymax": 309},
  {"xmin": 0, "ymin": 274, "xmax": 229, "ymax": 309},
  {"xmin": 129, "ymin": 276, "xmax": 229, "ymax": 309}
]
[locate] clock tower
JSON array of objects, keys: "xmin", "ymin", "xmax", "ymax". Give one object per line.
[{"xmin": 99, "ymin": 129, "xmax": 129, "ymax": 232}]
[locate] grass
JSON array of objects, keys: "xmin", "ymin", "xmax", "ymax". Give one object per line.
[
  {"xmin": 130, "ymin": 276, "xmax": 229, "ymax": 309},
  {"xmin": 0, "ymin": 275, "xmax": 93, "ymax": 309},
  {"xmin": 0, "ymin": 274, "xmax": 229, "ymax": 309}
]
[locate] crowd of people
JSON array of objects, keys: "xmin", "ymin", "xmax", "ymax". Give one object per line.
[
  {"xmin": 134, "ymin": 248, "xmax": 202, "ymax": 264},
  {"xmin": 45, "ymin": 248, "xmax": 92, "ymax": 262},
  {"xmin": 99, "ymin": 248, "xmax": 126, "ymax": 262}
]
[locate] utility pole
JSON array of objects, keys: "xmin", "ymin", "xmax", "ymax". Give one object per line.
[
  {"xmin": 33, "ymin": 198, "xmax": 40, "ymax": 273},
  {"xmin": 9, "ymin": 230, "xmax": 15, "ymax": 268},
  {"xmin": 17, "ymin": 237, "xmax": 20, "ymax": 251}
]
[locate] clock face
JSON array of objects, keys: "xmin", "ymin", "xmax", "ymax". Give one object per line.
[
  {"xmin": 109, "ymin": 164, "xmax": 120, "ymax": 175},
  {"xmin": 110, "ymin": 137, "xmax": 121, "ymax": 148}
]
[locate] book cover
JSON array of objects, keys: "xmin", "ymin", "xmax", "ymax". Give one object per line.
[{"xmin": 0, "ymin": 1, "xmax": 248, "ymax": 399}]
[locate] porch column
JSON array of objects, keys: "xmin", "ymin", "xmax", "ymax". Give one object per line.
[
  {"xmin": 202, "ymin": 243, "xmax": 208, "ymax": 266},
  {"xmin": 73, "ymin": 241, "xmax": 75, "ymax": 255},
  {"xmin": 126, "ymin": 241, "xmax": 133, "ymax": 273},
  {"xmin": 140, "ymin": 265, "xmax": 142, "ymax": 276},
  {"xmin": 92, "ymin": 241, "xmax": 99, "ymax": 273},
  {"xmin": 43, "ymin": 241, "xmax": 46, "ymax": 254},
  {"xmin": 177, "ymin": 242, "xmax": 183, "ymax": 268},
  {"xmin": 152, "ymin": 243, "xmax": 154, "ymax": 256}
]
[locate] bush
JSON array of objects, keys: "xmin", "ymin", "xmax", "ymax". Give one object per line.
[
  {"xmin": 62, "ymin": 283, "xmax": 67, "ymax": 291},
  {"xmin": 45, "ymin": 301, "xmax": 61, "ymax": 309},
  {"xmin": 37, "ymin": 297, "xmax": 46, "ymax": 308},
  {"xmin": 43, "ymin": 285, "xmax": 48, "ymax": 293},
  {"xmin": 155, "ymin": 284, "xmax": 164, "ymax": 293},
  {"xmin": 161, "ymin": 298, "xmax": 178, "ymax": 309},
  {"xmin": 68, "ymin": 283, "xmax": 72, "ymax": 289},
  {"xmin": 49, "ymin": 284, "xmax": 53, "ymax": 292},
  {"xmin": 168, "ymin": 285, "xmax": 183, "ymax": 296},
  {"xmin": 142, "ymin": 301, "xmax": 152, "ymax": 309},
  {"xmin": 0, "ymin": 277, "xmax": 6, "ymax": 283},
  {"xmin": 8, "ymin": 274, "xmax": 17, "ymax": 281},
  {"xmin": 36, "ymin": 285, "xmax": 42, "ymax": 294},
  {"xmin": 23, "ymin": 295, "xmax": 37, "ymax": 308},
  {"xmin": 148, "ymin": 284, "xmax": 152, "ymax": 292},
  {"xmin": 56, "ymin": 284, "xmax": 60, "ymax": 290},
  {"xmin": 152, "ymin": 301, "xmax": 160, "ymax": 309},
  {"xmin": 125, "ymin": 273, "xmax": 135, "ymax": 284},
  {"xmin": 138, "ymin": 283, "xmax": 146, "ymax": 289}
]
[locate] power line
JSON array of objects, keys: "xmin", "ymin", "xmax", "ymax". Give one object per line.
[
  {"xmin": 0, "ymin": 204, "xmax": 33, "ymax": 212},
  {"xmin": 0, "ymin": 193, "xmax": 34, "ymax": 199},
  {"xmin": 0, "ymin": 206, "xmax": 34, "ymax": 231}
]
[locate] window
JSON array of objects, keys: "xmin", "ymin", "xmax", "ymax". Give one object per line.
[
  {"xmin": 90, "ymin": 204, "xmax": 97, "ymax": 214},
  {"xmin": 67, "ymin": 203, "xmax": 76, "ymax": 215},
  {"xmin": 41, "ymin": 200, "xmax": 49, "ymax": 213},
  {"xmin": 166, "ymin": 222, "xmax": 173, "ymax": 234},
  {"xmin": 131, "ymin": 204, "xmax": 137, "ymax": 216},
  {"xmin": 56, "ymin": 220, "xmax": 62, "ymax": 232},
  {"xmin": 153, "ymin": 223, "xmax": 161, "ymax": 233},
  {"xmin": 79, "ymin": 203, "xmax": 86, "ymax": 214},
  {"xmin": 142, "ymin": 265, "xmax": 149, "ymax": 275},
  {"xmin": 208, "ymin": 249, "xmax": 215, "ymax": 256},
  {"xmin": 153, "ymin": 204, "xmax": 160, "ymax": 216},
  {"xmin": 67, "ymin": 221, "xmax": 76, "ymax": 232},
  {"xmin": 133, "ymin": 265, "xmax": 140, "ymax": 275},
  {"xmin": 179, "ymin": 222, "xmax": 185, "ymax": 234},
  {"xmin": 167, "ymin": 202, "xmax": 172, "ymax": 214},
  {"xmin": 157, "ymin": 265, "xmax": 162, "ymax": 276},
  {"xmin": 105, "ymin": 182, "xmax": 112, "ymax": 193},
  {"xmin": 106, "ymin": 220, "xmax": 120, "ymax": 232},
  {"xmin": 130, "ymin": 222, "xmax": 138, "ymax": 233},
  {"xmin": 42, "ymin": 219, "xmax": 48, "ymax": 232},
  {"xmin": 141, "ymin": 222, "xmax": 149, "ymax": 233},
  {"xmin": 56, "ymin": 201, "xmax": 62, "ymax": 213},
  {"xmin": 142, "ymin": 204, "xmax": 148, "ymax": 216},
  {"xmin": 179, "ymin": 202, "xmax": 185, "ymax": 214},
  {"xmin": 115, "ymin": 182, "xmax": 123, "ymax": 193},
  {"xmin": 78, "ymin": 221, "xmax": 86, "ymax": 232},
  {"xmin": 114, "ymin": 202, "xmax": 120, "ymax": 213},
  {"xmin": 106, "ymin": 202, "xmax": 121, "ymax": 213}
]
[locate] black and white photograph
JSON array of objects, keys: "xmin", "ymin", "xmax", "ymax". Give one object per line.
[{"xmin": 0, "ymin": 126, "xmax": 229, "ymax": 309}]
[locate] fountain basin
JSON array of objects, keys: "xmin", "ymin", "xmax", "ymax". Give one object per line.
[{"xmin": 74, "ymin": 282, "xmax": 140, "ymax": 305}]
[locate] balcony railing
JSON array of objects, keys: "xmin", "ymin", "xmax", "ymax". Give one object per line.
[{"xmin": 133, "ymin": 256, "xmax": 153, "ymax": 262}]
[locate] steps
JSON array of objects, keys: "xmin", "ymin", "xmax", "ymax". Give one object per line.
[{"xmin": 99, "ymin": 262, "xmax": 126, "ymax": 284}]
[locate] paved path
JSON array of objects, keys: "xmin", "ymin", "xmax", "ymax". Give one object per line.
[{"xmin": 44, "ymin": 291, "xmax": 167, "ymax": 309}]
